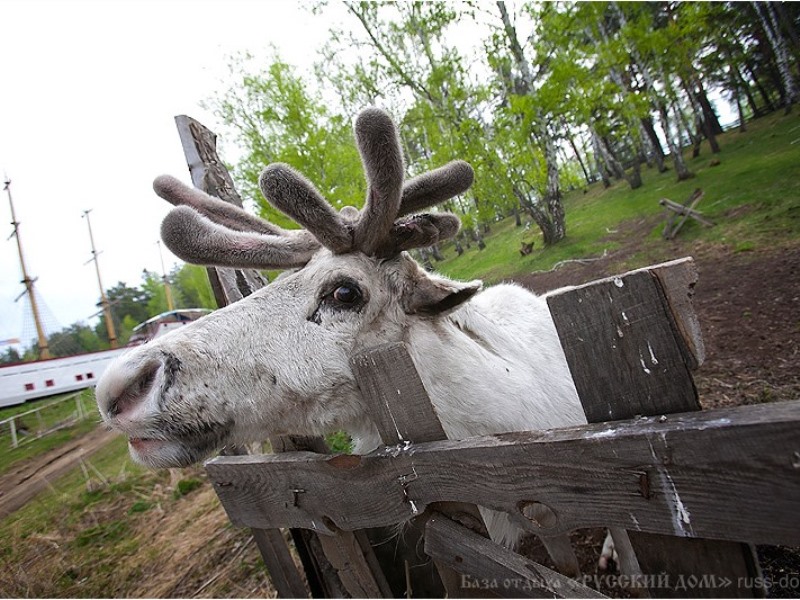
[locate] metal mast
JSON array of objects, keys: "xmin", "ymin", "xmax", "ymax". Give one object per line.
[
  {"xmin": 3, "ymin": 178, "xmax": 50, "ymax": 359},
  {"xmin": 82, "ymin": 210, "xmax": 118, "ymax": 349},
  {"xmin": 156, "ymin": 240, "xmax": 175, "ymax": 311}
]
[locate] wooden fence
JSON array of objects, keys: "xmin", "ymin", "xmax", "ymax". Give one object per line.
[
  {"xmin": 0, "ymin": 391, "xmax": 91, "ymax": 448},
  {"xmin": 174, "ymin": 117, "xmax": 799, "ymax": 599}
]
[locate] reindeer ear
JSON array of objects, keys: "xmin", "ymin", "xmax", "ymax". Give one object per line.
[{"xmin": 398, "ymin": 256, "xmax": 481, "ymax": 316}]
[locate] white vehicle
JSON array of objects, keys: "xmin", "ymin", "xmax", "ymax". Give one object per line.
[{"xmin": 0, "ymin": 309, "xmax": 211, "ymax": 408}]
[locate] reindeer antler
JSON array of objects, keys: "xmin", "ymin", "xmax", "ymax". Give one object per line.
[
  {"xmin": 157, "ymin": 107, "xmax": 474, "ymax": 270},
  {"xmin": 259, "ymin": 107, "xmax": 474, "ymax": 259},
  {"xmin": 154, "ymin": 175, "xmax": 320, "ymax": 269}
]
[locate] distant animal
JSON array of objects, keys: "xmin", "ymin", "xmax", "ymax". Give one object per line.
[
  {"xmin": 96, "ymin": 107, "xmax": 593, "ymax": 551},
  {"xmin": 520, "ymin": 240, "xmax": 534, "ymax": 256}
]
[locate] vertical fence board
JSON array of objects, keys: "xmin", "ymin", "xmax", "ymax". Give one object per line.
[
  {"xmin": 425, "ymin": 514, "xmax": 607, "ymax": 599},
  {"xmin": 352, "ymin": 343, "xmax": 586, "ymax": 596},
  {"xmin": 176, "ymin": 115, "xmax": 333, "ymax": 598},
  {"xmin": 547, "ymin": 259, "xmax": 761, "ymax": 598},
  {"xmin": 351, "ymin": 342, "xmax": 469, "ymax": 597}
]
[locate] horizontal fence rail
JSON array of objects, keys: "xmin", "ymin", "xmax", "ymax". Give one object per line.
[{"xmin": 207, "ymin": 400, "xmax": 800, "ymax": 548}]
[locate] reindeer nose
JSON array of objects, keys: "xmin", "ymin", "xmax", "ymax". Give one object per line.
[{"xmin": 99, "ymin": 359, "xmax": 161, "ymax": 420}]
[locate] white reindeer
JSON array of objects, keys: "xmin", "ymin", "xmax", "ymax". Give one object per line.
[{"xmin": 97, "ymin": 108, "xmax": 600, "ymax": 555}]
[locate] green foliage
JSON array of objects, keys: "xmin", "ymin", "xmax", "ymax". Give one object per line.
[
  {"xmin": 0, "ymin": 346, "xmax": 21, "ymax": 365},
  {"xmin": 207, "ymin": 54, "xmax": 365, "ymax": 224},
  {"xmin": 173, "ymin": 264, "xmax": 217, "ymax": 310},
  {"xmin": 435, "ymin": 110, "xmax": 799, "ymax": 283},
  {"xmin": 128, "ymin": 500, "xmax": 152, "ymax": 514},
  {"xmin": 326, "ymin": 430, "xmax": 353, "ymax": 454},
  {"xmin": 173, "ymin": 477, "xmax": 203, "ymax": 498},
  {"xmin": 45, "ymin": 322, "xmax": 104, "ymax": 357}
]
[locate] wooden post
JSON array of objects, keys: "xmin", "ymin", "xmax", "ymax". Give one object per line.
[
  {"xmin": 9, "ymin": 418, "xmax": 18, "ymax": 449},
  {"xmin": 546, "ymin": 258, "xmax": 762, "ymax": 598},
  {"xmin": 351, "ymin": 343, "xmax": 483, "ymax": 597},
  {"xmin": 173, "ymin": 115, "xmax": 312, "ymax": 598}
]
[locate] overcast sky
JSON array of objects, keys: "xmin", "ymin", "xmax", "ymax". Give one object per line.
[{"xmin": 0, "ymin": 0, "xmax": 341, "ymax": 348}]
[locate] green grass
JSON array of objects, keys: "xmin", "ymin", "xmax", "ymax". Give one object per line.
[
  {"xmin": 0, "ymin": 434, "xmax": 189, "ymax": 596},
  {"xmin": 0, "ymin": 109, "xmax": 796, "ymax": 597},
  {"xmin": 435, "ymin": 110, "xmax": 800, "ymax": 283},
  {"xmin": 0, "ymin": 389, "xmax": 101, "ymax": 477}
]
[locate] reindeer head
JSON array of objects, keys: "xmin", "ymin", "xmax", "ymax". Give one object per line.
[{"xmin": 96, "ymin": 108, "xmax": 478, "ymax": 468}]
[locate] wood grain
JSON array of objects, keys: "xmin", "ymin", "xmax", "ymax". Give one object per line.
[
  {"xmin": 425, "ymin": 515, "xmax": 607, "ymax": 599},
  {"xmin": 206, "ymin": 400, "xmax": 800, "ymax": 547},
  {"xmin": 548, "ymin": 257, "xmax": 760, "ymax": 598},
  {"xmin": 546, "ymin": 263, "xmax": 700, "ymax": 422}
]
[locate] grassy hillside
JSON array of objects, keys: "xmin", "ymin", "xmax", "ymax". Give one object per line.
[{"xmin": 436, "ymin": 110, "xmax": 800, "ymax": 283}]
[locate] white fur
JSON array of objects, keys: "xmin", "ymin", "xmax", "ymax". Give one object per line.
[{"xmin": 97, "ymin": 251, "xmax": 588, "ymax": 548}]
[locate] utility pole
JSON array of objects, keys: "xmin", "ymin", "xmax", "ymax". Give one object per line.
[
  {"xmin": 4, "ymin": 178, "xmax": 50, "ymax": 359},
  {"xmin": 82, "ymin": 210, "xmax": 118, "ymax": 348},
  {"xmin": 156, "ymin": 240, "xmax": 175, "ymax": 311}
]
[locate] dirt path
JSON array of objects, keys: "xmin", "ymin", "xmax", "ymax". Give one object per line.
[
  {"xmin": 514, "ymin": 243, "xmax": 800, "ymax": 409},
  {"xmin": 0, "ymin": 425, "xmax": 118, "ymax": 519}
]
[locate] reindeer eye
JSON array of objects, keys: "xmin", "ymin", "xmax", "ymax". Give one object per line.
[{"xmin": 333, "ymin": 283, "xmax": 362, "ymax": 305}]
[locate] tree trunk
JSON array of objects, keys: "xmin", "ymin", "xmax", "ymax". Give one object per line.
[
  {"xmin": 728, "ymin": 54, "xmax": 756, "ymax": 127},
  {"xmin": 694, "ymin": 77, "xmax": 724, "ymax": 136},
  {"xmin": 591, "ymin": 133, "xmax": 612, "ymax": 188},
  {"xmin": 683, "ymin": 78, "xmax": 721, "ymax": 154},
  {"xmin": 753, "ymin": 1, "xmax": 798, "ymax": 112},
  {"xmin": 628, "ymin": 152, "xmax": 643, "ymax": 189},
  {"xmin": 641, "ymin": 116, "xmax": 668, "ymax": 172},
  {"xmin": 773, "ymin": 2, "xmax": 800, "ymax": 54},
  {"xmin": 496, "ymin": 0, "xmax": 566, "ymax": 245},
  {"xmin": 590, "ymin": 127, "xmax": 625, "ymax": 181},
  {"xmin": 512, "ymin": 183, "xmax": 561, "ymax": 246},
  {"xmin": 542, "ymin": 129, "xmax": 566, "ymax": 242},
  {"xmin": 561, "ymin": 118, "xmax": 593, "ymax": 185},
  {"xmin": 745, "ymin": 58, "xmax": 778, "ymax": 113},
  {"xmin": 659, "ymin": 103, "xmax": 694, "ymax": 181}
]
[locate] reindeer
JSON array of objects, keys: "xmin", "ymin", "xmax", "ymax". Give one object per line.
[{"xmin": 96, "ymin": 108, "xmax": 593, "ymax": 551}]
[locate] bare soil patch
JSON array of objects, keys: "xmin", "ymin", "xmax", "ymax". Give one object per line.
[
  {"xmin": 0, "ymin": 425, "xmax": 117, "ymax": 519},
  {"xmin": 514, "ymin": 236, "xmax": 799, "ymax": 597}
]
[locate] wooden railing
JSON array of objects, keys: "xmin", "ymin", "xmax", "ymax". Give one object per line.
[{"xmin": 174, "ymin": 117, "xmax": 798, "ymax": 599}]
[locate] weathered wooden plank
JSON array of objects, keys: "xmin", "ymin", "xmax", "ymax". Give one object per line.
[
  {"xmin": 350, "ymin": 343, "xmax": 447, "ymax": 444},
  {"xmin": 607, "ymin": 528, "xmax": 649, "ymax": 598},
  {"xmin": 316, "ymin": 529, "xmax": 391, "ymax": 598},
  {"xmin": 250, "ymin": 529, "xmax": 310, "ymax": 598},
  {"xmin": 548, "ymin": 257, "xmax": 760, "ymax": 598},
  {"xmin": 206, "ymin": 400, "xmax": 800, "ymax": 547},
  {"xmin": 625, "ymin": 532, "xmax": 762, "ymax": 599},
  {"xmin": 424, "ymin": 514, "xmax": 607, "ymax": 599},
  {"xmin": 647, "ymin": 259, "xmax": 705, "ymax": 369},
  {"xmin": 659, "ymin": 199, "xmax": 714, "ymax": 228},
  {"xmin": 352, "ymin": 343, "xmax": 581, "ymax": 584},
  {"xmin": 546, "ymin": 263, "xmax": 700, "ymax": 422},
  {"xmin": 352, "ymin": 343, "xmax": 489, "ymax": 597}
]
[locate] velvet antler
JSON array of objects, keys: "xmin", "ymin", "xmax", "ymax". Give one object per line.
[
  {"xmin": 157, "ymin": 107, "xmax": 474, "ymax": 270},
  {"xmin": 155, "ymin": 176, "xmax": 320, "ymax": 270},
  {"xmin": 258, "ymin": 107, "xmax": 473, "ymax": 259}
]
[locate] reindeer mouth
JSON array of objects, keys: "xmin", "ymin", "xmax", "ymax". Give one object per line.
[
  {"xmin": 126, "ymin": 436, "xmax": 191, "ymax": 469},
  {"xmin": 124, "ymin": 417, "xmax": 235, "ymax": 469},
  {"xmin": 129, "ymin": 437, "xmax": 168, "ymax": 452}
]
